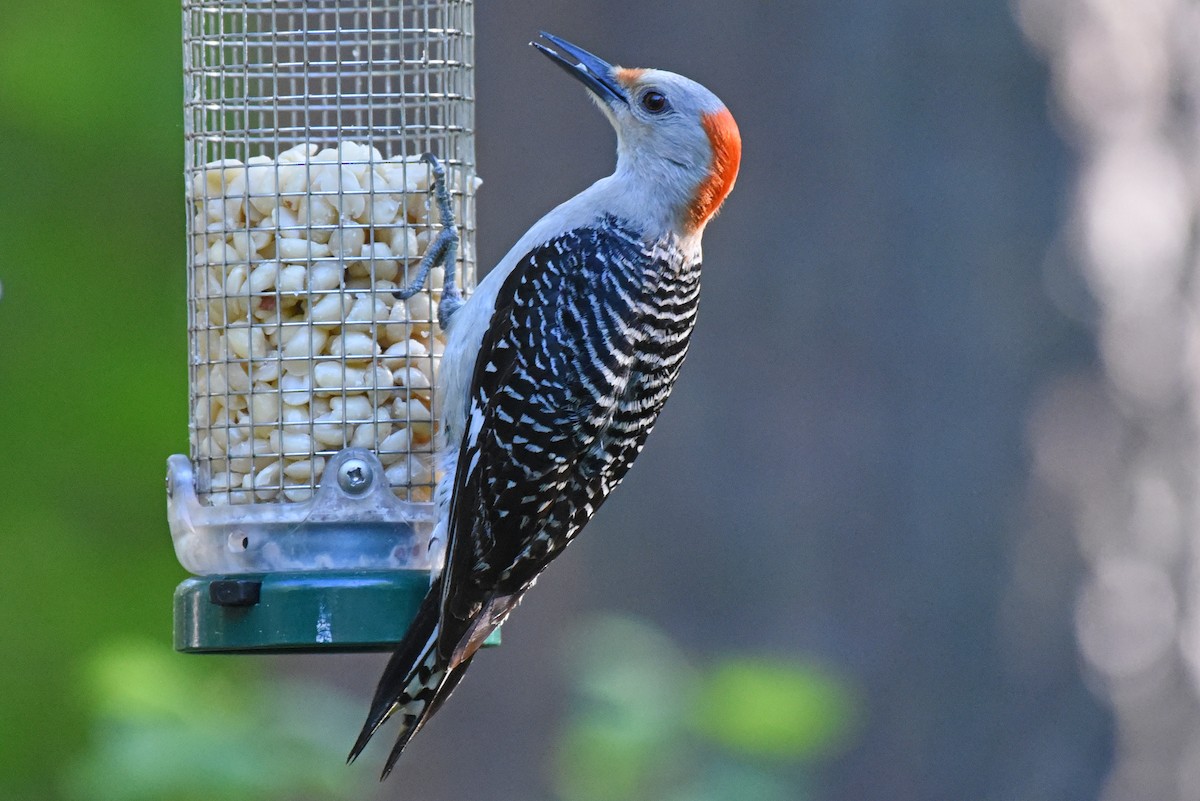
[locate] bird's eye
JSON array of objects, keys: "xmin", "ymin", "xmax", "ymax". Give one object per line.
[{"xmin": 640, "ymin": 90, "xmax": 669, "ymax": 114}]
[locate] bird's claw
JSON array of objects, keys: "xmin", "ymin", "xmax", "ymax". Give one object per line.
[{"xmin": 392, "ymin": 153, "xmax": 465, "ymax": 328}]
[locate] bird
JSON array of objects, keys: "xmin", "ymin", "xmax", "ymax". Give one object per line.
[{"xmin": 349, "ymin": 31, "xmax": 741, "ymax": 778}]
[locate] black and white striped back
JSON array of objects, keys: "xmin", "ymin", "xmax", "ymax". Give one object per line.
[{"xmin": 437, "ymin": 214, "xmax": 702, "ymax": 630}]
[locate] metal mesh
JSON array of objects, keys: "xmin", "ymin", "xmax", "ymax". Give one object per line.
[{"xmin": 183, "ymin": 0, "xmax": 475, "ymax": 506}]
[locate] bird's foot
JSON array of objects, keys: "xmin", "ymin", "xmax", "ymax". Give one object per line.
[{"xmin": 392, "ymin": 153, "xmax": 464, "ymax": 329}]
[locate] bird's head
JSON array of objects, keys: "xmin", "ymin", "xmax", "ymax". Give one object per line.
[{"xmin": 533, "ymin": 33, "xmax": 741, "ymax": 235}]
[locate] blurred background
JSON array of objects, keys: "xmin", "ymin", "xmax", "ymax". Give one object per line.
[{"xmin": 5, "ymin": 0, "xmax": 1193, "ymax": 799}]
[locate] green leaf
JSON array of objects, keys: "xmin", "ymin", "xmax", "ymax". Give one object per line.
[{"xmin": 692, "ymin": 658, "xmax": 858, "ymax": 761}]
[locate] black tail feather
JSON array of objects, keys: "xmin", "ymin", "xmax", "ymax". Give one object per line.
[
  {"xmin": 424, "ymin": 655, "xmax": 475, "ymax": 721},
  {"xmin": 347, "ymin": 587, "xmax": 443, "ymax": 765},
  {"xmin": 379, "ymin": 654, "xmax": 475, "ymax": 779}
]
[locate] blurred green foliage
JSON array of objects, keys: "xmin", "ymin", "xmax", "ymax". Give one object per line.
[
  {"xmin": 553, "ymin": 616, "xmax": 859, "ymax": 801},
  {"xmin": 0, "ymin": 1, "xmax": 197, "ymax": 797},
  {"xmin": 63, "ymin": 642, "xmax": 373, "ymax": 801},
  {"xmin": 694, "ymin": 658, "xmax": 857, "ymax": 760}
]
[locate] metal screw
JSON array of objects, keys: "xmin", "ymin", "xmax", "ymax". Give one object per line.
[{"xmin": 337, "ymin": 458, "xmax": 372, "ymax": 495}]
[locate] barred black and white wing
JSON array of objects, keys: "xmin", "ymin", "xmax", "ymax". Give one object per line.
[{"xmin": 436, "ymin": 217, "xmax": 699, "ymax": 659}]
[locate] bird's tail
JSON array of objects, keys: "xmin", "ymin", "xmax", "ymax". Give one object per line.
[{"xmin": 348, "ymin": 587, "xmax": 451, "ymax": 778}]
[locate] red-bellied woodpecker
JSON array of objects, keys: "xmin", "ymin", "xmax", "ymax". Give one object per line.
[{"xmin": 349, "ymin": 32, "xmax": 741, "ymax": 778}]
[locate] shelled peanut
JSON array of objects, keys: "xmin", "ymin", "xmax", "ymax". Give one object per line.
[{"xmin": 187, "ymin": 142, "xmax": 476, "ymax": 505}]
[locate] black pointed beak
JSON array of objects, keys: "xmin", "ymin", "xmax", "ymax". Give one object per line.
[{"xmin": 531, "ymin": 32, "xmax": 628, "ymax": 107}]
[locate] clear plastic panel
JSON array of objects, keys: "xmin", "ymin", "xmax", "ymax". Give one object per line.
[{"xmin": 167, "ymin": 450, "xmax": 435, "ymax": 575}]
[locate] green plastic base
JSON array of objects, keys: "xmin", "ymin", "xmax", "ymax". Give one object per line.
[{"xmin": 174, "ymin": 571, "xmax": 501, "ymax": 654}]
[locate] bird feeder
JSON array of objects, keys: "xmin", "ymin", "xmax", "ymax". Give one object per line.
[{"xmin": 168, "ymin": 0, "xmax": 478, "ymax": 652}]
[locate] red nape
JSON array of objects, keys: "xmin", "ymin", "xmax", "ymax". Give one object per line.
[{"xmin": 688, "ymin": 107, "xmax": 741, "ymax": 231}]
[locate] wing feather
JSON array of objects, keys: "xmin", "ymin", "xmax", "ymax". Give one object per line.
[
  {"xmin": 434, "ymin": 215, "xmax": 700, "ymax": 661},
  {"xmin": 435, "ymin": 222, "xmax": 651, "ymax": 656}
]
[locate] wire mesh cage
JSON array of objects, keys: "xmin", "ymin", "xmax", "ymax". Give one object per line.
[{"xmin": 168, "ymin": 0, "xmax": 476, "ymax": 585}]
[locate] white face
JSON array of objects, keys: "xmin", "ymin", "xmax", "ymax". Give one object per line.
[{"xmin": 603, "ymin": 68, "xmax": 728, "ymax": 179}]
